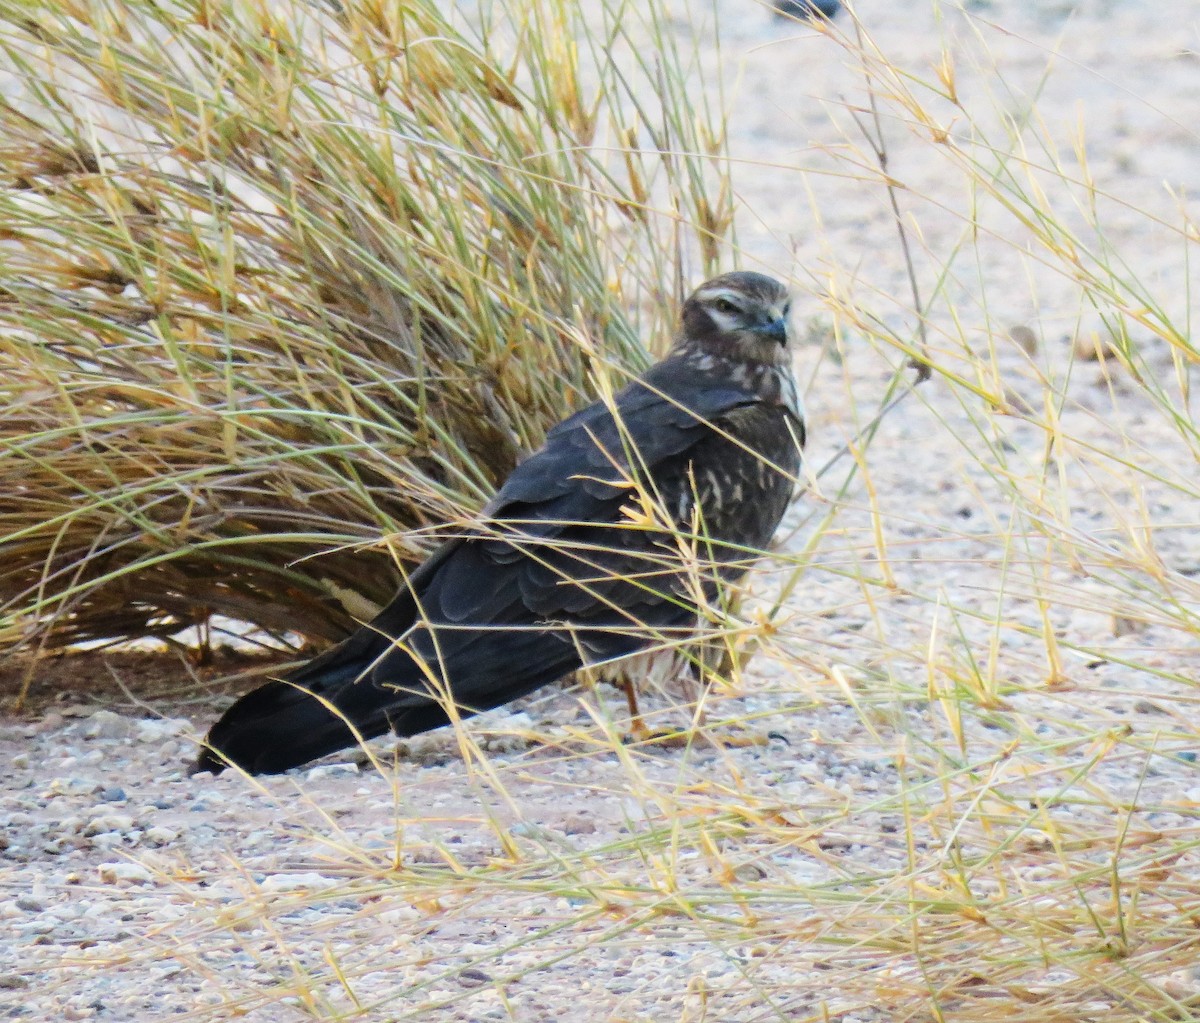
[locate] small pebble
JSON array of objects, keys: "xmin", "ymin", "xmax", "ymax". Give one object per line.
[
  {"xmin": 144, "ymin": 827, "xmax": 178, "ymax": 847},
  {"xmin": 457, "ymin": 968, "xmax": 492, "ymax": 988},
  {"xmin": 305, "ymin": 763, "xmax": 359, "ymax": 781},
  {"xmin": 1163, "ymin": 968, "xmax": 1200, "ymax": 999},
  {"xmin": 84, "ymin": 711, "xmax": 131, "ymax": 741},
  {"xmin": 378, "ymin": 905, "xmax": 420, "ymax": 926},
  {"xmin": 1008, "ymin": 324, "xmax": 1039, "ymax": 354},
  {"xmin": 100, "ymin": 788, "xmax": 127, "ymax": 803},
  {"xmin": 1072, "ymin": 331, "xmax": 1120, "ymax": 362},
  {"xmin": 97, "ymin": 862, "xmax": 152, "ymax": 885},
  {"xmin": 38, "ymin": 711, "xmax": 64, "ymax": 732},
  {"xmin": 561, "ymin": 813, "xmax": 596, "ymax": 836},
  {"xmin": 136, "ymin": 718, "xmax": 191, "ymax": 741},
  {"xmin": 84, "ymin": 815, "xmax": 133, "ymax": 837},
  {"xmin": 259, "ymin": 873, "xmax": 339, "ymax": 893},
  {"xmin": 18, "ymin": 919, "xmax": 53, "ymax": 936}
]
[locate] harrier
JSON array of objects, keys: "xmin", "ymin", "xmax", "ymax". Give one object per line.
[{"xmin": 194, "ymin": 271, "xmax": 805, "ymax": 775}]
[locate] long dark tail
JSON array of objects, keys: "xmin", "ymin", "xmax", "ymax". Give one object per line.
[
  {"xmin": 191, "ymin": 617, "xmax": 581, "ymax": 776},
  {"xmin": 193, "ymin": 546, "xmax": 455, "ymax": 776},
  {"xmin": 191, "ymin": 625, "xmax": 406, "ymax": 776},
  {"xmin": 190, "ymin": 539, "xmax": 631, "ymax": 776}
]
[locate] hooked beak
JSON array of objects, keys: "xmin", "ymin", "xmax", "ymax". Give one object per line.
[{"xmin": 753, "ymin": 318, "xmax": 790, "ymax": 346}]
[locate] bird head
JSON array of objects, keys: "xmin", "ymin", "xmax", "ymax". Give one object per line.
[{"xmin": 677, "ymin": 271, "xmax": 794, "ymax": 367}]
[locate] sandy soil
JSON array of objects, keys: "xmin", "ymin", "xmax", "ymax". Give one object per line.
[{"xmin": 5, "ymin": 1, "xmax": 1200, "ymax": 1020}]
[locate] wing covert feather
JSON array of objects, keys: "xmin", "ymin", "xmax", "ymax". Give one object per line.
[
  {"xmin": 486, "ymin": 361, "xmax": 757, "ymax": 517},
  {"xmin": 393, "ymin": 358, "xmax": 762, "ymax": 641}
]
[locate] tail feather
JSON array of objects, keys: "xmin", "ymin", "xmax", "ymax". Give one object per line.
[
  {"xmin": 193, "ymin": 553, "xmax": 450, "ymax": 775},
  {"xmin": 190, "ymin": 537, "xmax": 626, "ymax": 775},
  {"xmin": 192, "ymin": 634, "xmax": 399, "ymax": 775},
  {"xmin": 191, "ymin": 624, "xmax": 582, "ymax": 776}
]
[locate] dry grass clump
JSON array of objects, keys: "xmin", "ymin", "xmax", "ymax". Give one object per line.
[{"xmin": 0, "ymin": 0, "xmax": 732, "ymax": 656}]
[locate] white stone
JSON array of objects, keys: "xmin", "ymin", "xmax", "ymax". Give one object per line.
[
  {"xmin": 136, "ymin": 718, "xmax": 192, "ymax": 741},
  {"xmin": 84, "ymin": 711, "xmax": 131, "ymax": 740},
  {"xmin": 305, "ymin": 763, "xmax": 360, "ymax": 780},
  {"xmin": 144, "ymin": 827, "xmax": 178, "ymax": 846},
  {"xmin": 98, "ymin": 862, "xmax": 152, "ymax": 885},
  {"xmin": 259, "ymin": 872, "xmax": 339, "ymax": 893}
]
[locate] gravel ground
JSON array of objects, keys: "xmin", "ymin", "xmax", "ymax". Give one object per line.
[
  {"xmin": 5, "ymin": 1, "xmax": 1200, "ymax": 1020},
  {"xmin": 0, "ymin": 692, "xmax": 905, "ymax": 1021}
]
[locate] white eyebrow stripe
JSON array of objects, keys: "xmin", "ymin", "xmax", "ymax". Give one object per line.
[{"xmin": 696, "ymin": 287, "xmax": 748, "ymax": 307}]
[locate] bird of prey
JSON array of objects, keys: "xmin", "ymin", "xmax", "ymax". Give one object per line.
[{"xmin": 193, "ymin": 271, "xmax": 805, "ymax": 776}]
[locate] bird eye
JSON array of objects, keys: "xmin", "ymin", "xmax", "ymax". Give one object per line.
[{"xmin": 712, "ymin": 298, "xmax": 741, "ymax": 315}]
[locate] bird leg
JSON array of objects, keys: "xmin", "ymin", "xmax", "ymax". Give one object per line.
[
  {"xmin": 617, "ymin": 672, "xmax": 653, "ymax": 742},
  {"xmin": 617, "ymin": 670, "xmax": 691, "ymax": 747},
  {"xmin": 617, "ymin": 664, "xmax": 707, "ymax": 749},
  {"xmin": 618, "ymin": 643, "xmax": 770, "ymax": 750}
]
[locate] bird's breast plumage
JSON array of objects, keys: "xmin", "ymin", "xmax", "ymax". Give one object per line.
[{"xmin": 662, "ymin": 395, "xmax": 800, "ymax": 554}]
